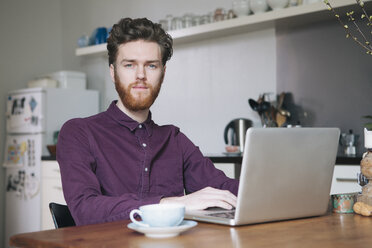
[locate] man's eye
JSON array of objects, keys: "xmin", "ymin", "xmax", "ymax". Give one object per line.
[
  {"xmin": 148, "ymin": 64, "xmax": 157, "ymax": 69},
  {"xmin": 124, "ymin": 64, "xmax": 133, "ymax": 68}
]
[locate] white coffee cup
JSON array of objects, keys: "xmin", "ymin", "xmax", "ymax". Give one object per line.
[{"xmin": 129, "ymin": 204, "xmax": 185, "ymax": 228}]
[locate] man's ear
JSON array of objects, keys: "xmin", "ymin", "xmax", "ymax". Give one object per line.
[
  {"xmin": 109, "ymin": 64, "xmax": 115, "ymax": 83},
  {"xmin": 161, "ymin": 65, "xmax": 166, "ymax": 82}
]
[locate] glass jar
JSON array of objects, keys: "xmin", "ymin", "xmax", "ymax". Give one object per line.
[
  {"xmin": 159, "ymin": 19, "xmax": 169, "ymax": 31},
  {"xmin": 193, "ymin": 15, "xmax": 202, "ymax": 26},
  {"xmin": 200, "ymin": 14, "xmax": 211, "ymax": 25},
  {"xmin": 227, "ymin": 9, "xmax": 236, "ymax": 19},
  {"xmin": 183, "ymin": 13, "xmax": 194, "ymax": 28},
  {"xmin": 171, "ymin": 17, "xmax": 183, "ymax": 30},
  {"xmin": 165, "ymin": 14, "xmax": 173, "ymax": 31},
  {"xmin": 214, "ymin": 8, "xmax": 226, "ymax": 22}
]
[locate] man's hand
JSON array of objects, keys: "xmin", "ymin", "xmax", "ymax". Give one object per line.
[{"xmin": 159, "ymin": 187, "xmax": 237, "ymax": 211}]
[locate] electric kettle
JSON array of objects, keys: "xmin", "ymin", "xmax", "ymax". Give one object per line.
[{"xmin": 224, "ymin": 118, "xmax": 252, "ymax": 153}]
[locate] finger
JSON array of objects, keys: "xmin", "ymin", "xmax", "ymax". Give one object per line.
[
  {"xmin": 202, "ymin": 193, "xmax": 237, "ymax": 209},
  {"xmin": 203, "ymin": 200, "xmax": 234, "ymax": 210},
  {"xmin": 204, "ymin": 187, "xmax": 237, "ymax": 199},
  {"xmin": 221, "ymin": 196, "xmax": 237, "ymax": 208},
  {"xmin": 207, "ymin": 189, "xmax": 237, "ymax": 207},
  {"xmin": 192, "ymin": 187, "xmax": 238, "ymax": 208}
]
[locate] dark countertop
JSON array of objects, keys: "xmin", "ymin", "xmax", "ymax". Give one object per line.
[
  {"xmin": 205, "ymin": 153, "xmax": 363, "ymax": 165},
  {"xmin": 42, "ymin": 153, "xmax": 363, "ymax": 165},
  {"xmin": 42, "ymin": 156, "xmax": 56, "ymax": 161},
  {"xmin": 335, "ymin": 154, "xmax": 363, "ymax": 165}
]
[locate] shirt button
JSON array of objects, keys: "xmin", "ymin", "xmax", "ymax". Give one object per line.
[
  {"xmin": 139, "ymin": 124, "xmax": 142, "ymax": 128},
  {"xmin": 145, "ymin": 168, "xmax": 148, "ymax": 172},
  {"xmin": 142, "ymin": 143, "xmax": 147, "ymax": 147}
]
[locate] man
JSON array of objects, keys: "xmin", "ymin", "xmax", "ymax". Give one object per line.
[{"xmin": 57, "ymin": 18, "xmax": 239, "ymax": 226}]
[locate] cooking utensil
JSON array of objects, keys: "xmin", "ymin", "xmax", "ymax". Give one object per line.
[
  {"xmin": 248, "ymin": 98, "xmax": 270, "ymax": 114},
  {"xmin": 248, "ymin": 99, "xmax": 259, "ymax": 112},
  {"xmin": 248, "ymin": 97, "xmax": 275, "ymax": 127},
  {"xmin": 249, "ymin": 98, "xmax": 265, "ymax": 125},
  {"xmin": 276, "ymin": 113, "xmax": 286, "ymax": 127},
  {"xmin": 275, "ymin": 93, "xmax": 286, "ymax": 127},
  {"xmin": 274, "ymin": 92, "xmax": 291, "ymax": 127},
  {"xmin": 277, "ymin": 92, "xmax": 291, "ymax": 117}
]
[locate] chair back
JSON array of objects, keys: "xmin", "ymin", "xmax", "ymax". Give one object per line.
[{"xmin": 49, "ymin": 202, "xmax": 76, "ymax": 228}]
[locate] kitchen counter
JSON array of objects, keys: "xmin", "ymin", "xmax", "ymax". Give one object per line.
[
  {"xmin": 335, "ymin": 153, "xmax": 363, "ymax": 165},
  {"xmin": 42, "ymin": 156, "xmax": 56, "ymax": 161},
  {"xmin": 205, "ymin": 152, "xmax": 362, "ymax": 179},
  {"xmin": 43, "ymin": 154, "xmax": 363, "ymax": 165},
  {"xmin": 206, "ymin": 153, "xmax": 363, "ymax": 165}
]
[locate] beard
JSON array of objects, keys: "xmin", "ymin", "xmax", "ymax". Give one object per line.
[{"xmin": 114, "ymin": 70, "xmax": 164, "ymax": 112}]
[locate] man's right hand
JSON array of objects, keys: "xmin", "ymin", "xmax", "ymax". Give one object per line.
[{"xmin": 159, "ymin": 186, "xmax": 237, "ymax": 211}]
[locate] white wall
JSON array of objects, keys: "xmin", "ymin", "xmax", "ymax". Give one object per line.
[
  {"xmin": 60, "ymin": 0, "xmax": 277, "ymax": 153},
  {"xmin": 152, "ymin": 30, "xmax": 276, "ymax": 152}
]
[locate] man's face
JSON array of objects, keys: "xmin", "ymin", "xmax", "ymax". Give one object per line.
[{"xmin": 110, "ymin": 40, "xmax": 165, "ymax": 111}]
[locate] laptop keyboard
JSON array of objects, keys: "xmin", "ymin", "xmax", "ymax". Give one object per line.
[{"xmin": 206, "ymin": 210, "xmax": 235, "ymax": 219}]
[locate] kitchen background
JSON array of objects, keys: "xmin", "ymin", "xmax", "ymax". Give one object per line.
[{"xmin": 1, "ymin": 0, "xmax": 371, "ymax": 244}]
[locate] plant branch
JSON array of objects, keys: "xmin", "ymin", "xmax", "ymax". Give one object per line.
[
  {"xmin": 324, "ymin": 0, "xmax": 372, "ymax": 55},
  {"xmin": 347, "ymin": 11, "xmax": 372, "ymax": 50}
]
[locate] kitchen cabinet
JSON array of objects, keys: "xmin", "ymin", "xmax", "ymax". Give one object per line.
[
  {"xmin": 330, "ymin": 165, "xmax": 361, "ymax": 195},
  {"xmin": 210, "ymin": 154, "xmax": 362, "ymax": 193},
  {"xmin": 41, "ymin": 161, "xmax": 66, "ymax": 230},
  {"xmin": 75, "ymin": 0, "xmax": 369, "ymax": 56},
  {"xmin": 219, "ymin": 163, "xmax": 362, "ymax": 194}
]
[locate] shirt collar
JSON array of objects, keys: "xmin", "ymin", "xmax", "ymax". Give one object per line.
[{"xmin": 105, "ymin": 100, "xmax": 154, "ymax": 136}]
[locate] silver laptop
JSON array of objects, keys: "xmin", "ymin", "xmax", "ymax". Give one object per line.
[{"xmin": 185, "ymin": 127, "xmax": 340, "ymax": 226}]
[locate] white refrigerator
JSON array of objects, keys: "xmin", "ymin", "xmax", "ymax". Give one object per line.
[{"xmin": 3, "ymin": 87, "xmax": 99, "ymax": 247}]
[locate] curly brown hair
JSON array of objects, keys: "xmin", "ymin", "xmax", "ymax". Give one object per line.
[{"xmin": 107, "ymin": 18, "xmax": 173, "ymax": 66}]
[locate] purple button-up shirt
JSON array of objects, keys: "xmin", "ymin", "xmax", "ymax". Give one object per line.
[{"xmin": 57, "ymin": 101, "xmax": 239, "ymax": 226}]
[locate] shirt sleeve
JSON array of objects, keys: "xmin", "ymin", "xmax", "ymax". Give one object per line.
[
  {"xmin": 176, "ymin": 130, "xmax": 239, "ymax": 195},
  {"xmin": 56, "ymin": 119, "xmax": 162, "ymax": 226}
]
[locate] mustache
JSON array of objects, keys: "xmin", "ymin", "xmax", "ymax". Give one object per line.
[{"xmin": 129, "ymin": 81, "xmax": 149, "ymax": 87}]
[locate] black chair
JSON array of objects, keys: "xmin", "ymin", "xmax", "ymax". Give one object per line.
[{"xmin": 49, "ymin": 202, "xmax": 76, "ymax": 228}]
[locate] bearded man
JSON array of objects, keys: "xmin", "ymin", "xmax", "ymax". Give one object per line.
[{"xmin": 57, "ymin": 17, "xmax": 239, "ymax": 226}]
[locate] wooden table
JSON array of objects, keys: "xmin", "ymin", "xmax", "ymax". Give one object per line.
[{"xmin": 10, "ymin": 213, "xmax": 372, "ymax": 248}]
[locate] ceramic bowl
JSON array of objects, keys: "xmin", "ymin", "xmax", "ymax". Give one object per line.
[
  {"xmin": 232, "ymin": 0, "xmax": 250, "ymax": 16},
  {"xmin": 267, "ymin": 0, "xmax": 289, "ymax": 10},
  {"xmin": 250, "ymin": 0, "xmax": 269, "ymax": 14}
]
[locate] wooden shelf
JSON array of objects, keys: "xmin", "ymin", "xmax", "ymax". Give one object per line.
[
  {"xmin": 75, "ymin": 0, "xmax": 370, "ymax": 56},
  {"xmin": 75, "ymin": 43, "xmax": 107, "ymax": 56}
]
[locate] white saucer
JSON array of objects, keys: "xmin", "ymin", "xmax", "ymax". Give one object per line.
[{"xmin": 127, "ymin": 220, "xmax": 197, "ymax": 238}]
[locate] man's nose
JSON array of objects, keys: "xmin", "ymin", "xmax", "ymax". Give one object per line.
[{"xmin": 136, "ymin": 65, "xmax": 146, "ymax": 80}]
